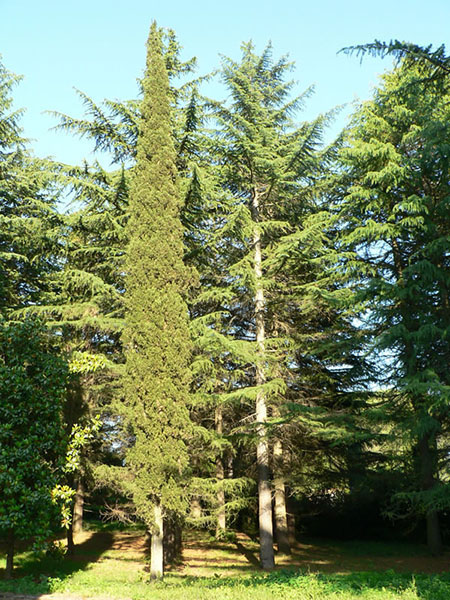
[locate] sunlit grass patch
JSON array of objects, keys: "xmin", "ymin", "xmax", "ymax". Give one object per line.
[{"xmin": 0, "ymin": 528, "xmax": 449, "ymax": 599}]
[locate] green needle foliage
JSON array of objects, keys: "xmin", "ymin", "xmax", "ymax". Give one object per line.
[
  {"xmin": 191, "ymin": 42, "xmax": 364, "ymax": 565},
  {"xmin": 338, "ymin": 60, "xmax": 450, "ymax": 554},
  {"xmin": 122, "ymin": 22, "xmax": 196, "ymax": 579},
  {"xmin": 341, "ymin": 39, "xmax": 450, "ymax": 81},
  {"xmin": 42, "ymin": 32, "xmax": 209, "ymax": 540},
  {"xmin": 0, "ymin": 59, "xmax": 63, "ymax": 316}
]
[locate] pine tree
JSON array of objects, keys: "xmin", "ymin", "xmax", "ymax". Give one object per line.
[
  {"xmin": 342, "ymin": 39, "xmax": 450, "ymax": 81},
  {"xmin": 0, "ymin": 58, "xmax": 116, "ymax": 558},
  {"xmin": 338, "ymin": 60, "xmax": 450, "ymax": 554},
  {"xmin": 198, "ymin": 42, "xmax": 349, "ymax": 567},
  {"xmin": 122, "ymin": 22, "xmax": 195, "ymax": 580},
  {"xmin": 0, "ymin": 59, "xmax": 63, "ymax": 317}
]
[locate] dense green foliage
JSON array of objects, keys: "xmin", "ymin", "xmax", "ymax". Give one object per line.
[
  {"xmin": 0, "ymin": 319, "xmax": 68, "ymax": 574},
  {"xmin": 121, "ymin": 24, "xmax": 196, "ymax": 566},
  {"xmin": 338, "ymin": 60, "xmax": 450, "ymax": 553},
  {"xmin": 0, "ymin": 28, "xmax": 449, "ymax": 581},
  {"xmin": 0, "ymin": 62, "xmax": 62, "ymax": 316}
]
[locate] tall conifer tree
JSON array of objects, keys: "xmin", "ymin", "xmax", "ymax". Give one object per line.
[
  {"xmin": 0, "ymin": 59, "xmax": 63, "ymax": 316},
  {"xmin": 200, "ymin": 43, "xmax": 345, "ymax": 567},
  {"xmin": 122, "ymin": 23, "xmax": 194, "ymax": 580},
  {"xmin": 44, "ymin": 31, "xmax": 208, "ymax": 542},
  {"xmin": 338, "ymin": 61, "xmax": 450, "ymax": 554}
]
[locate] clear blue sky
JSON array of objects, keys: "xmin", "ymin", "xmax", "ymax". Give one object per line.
[{"xmin": 1, "ymin": 0, "xmax": 449, "ymax": 165}]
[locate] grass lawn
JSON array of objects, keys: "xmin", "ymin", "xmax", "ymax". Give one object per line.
[{"xmin": 0, "ymin": 527, "xmax": 449, "ymax": 599}]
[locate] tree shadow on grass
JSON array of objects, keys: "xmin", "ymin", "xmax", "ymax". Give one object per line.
[
  {"xmin": 234, "ymin": 540, "xmax": 260, "ymax": 568},
  {"xmin": 0, "ymin": 531, "xmax": 115, "ymax": 595}
]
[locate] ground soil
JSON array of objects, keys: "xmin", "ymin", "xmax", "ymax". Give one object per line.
[
  {"xmin": 179, "ymin": 531, "xmax": 450, "ymax": 576},
  {"xmin": 62, "ymin": 529, "xmax": 450, "ymax": 576}
]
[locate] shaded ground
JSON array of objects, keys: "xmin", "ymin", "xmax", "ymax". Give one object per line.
[
  {"xmin": 178, "ymin": 531, "xmax": 450, "ymax": 577},
  {"xmin": 0, "ymin": 529, "xmax": 449, "ymax": 599}
]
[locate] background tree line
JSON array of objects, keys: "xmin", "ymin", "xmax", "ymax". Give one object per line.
[{"xmin": 0, "ymin": 26, "xmax": 449, "ymax": 579}]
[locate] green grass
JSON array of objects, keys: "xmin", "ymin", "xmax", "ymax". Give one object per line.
[
  {"xmin": 0, "ymin": 529, "xmax": 449, "ymax": 599},
  {"xmin": 1, "ymin": 568, "xmax": 450, "ymax": 600}
]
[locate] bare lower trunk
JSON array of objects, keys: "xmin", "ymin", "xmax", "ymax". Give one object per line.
[
  {"xmin": 150, "ymin": 502, "xmax": 164, "ymax": 580},
  {"xmin": 426, "ymin": 511, "xmax": 442, "ymax": 556},
  {"xmin": 216, "ymin": 462, "xmax": 226, "ymax": 535},
  {"xmin": 273, "ymin": 438, "xmax": 291, "ymax": 555},
  {"xmin": 67, "ymin": 523, "xmax": 74, "ymax": 556},
  {"xmin": 163, "ymin": 517, "xmax": 182, "ymax": 566},
  {"xmin": 190, "ymin": 496, "xmax": 202, "ymax": 519},
  {"xmin": 215, "ymin": 405, "xmax": 226, "ymax": 536},
  {"xmin": 287, "ymin": 509, "xmax": 296, "ymax": 547},
  {"xmin": 73, "ymin": 478, "xmax": 84, "ymax": 534},
  {"xmin": 257, "ymin": 399, "xmax": 274, "ymax": 569},
  {"xmin": 417, "ymin": 434, "xmax": 442, "ymax": 555},
  {"xmin": 67, "ymin": 478, "xmax": 84, "ymax": 555},
  {"xmin": 5, "ymin": 529, "xmax": 14, "ymax": 579},
  {"xmin": 253, "ymin": 189, "xmax": 274, "ymax": 570}
]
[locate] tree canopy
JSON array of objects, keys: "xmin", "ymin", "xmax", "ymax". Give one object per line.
[{"xmin": 1, "ymin": 27, "xmax": 449, "ymax": 580}]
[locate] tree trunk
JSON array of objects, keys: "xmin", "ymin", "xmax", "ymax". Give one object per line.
[
  {"xmin": 287, "ymin": 511, "xmax": 296, "ymax": 547},
  {"xmin": 273, "ymin": 438, "xmax": 291, "ymax": 555},
  {"xmin": 426, "ymin": 510, "xmax": 442, "ymax": 556},
  {"xmin": 163, "ymin": 516, "xmax": 182, "ymax": 566},
  {"xmin": 215, "ymin": 404, "xmax": 226, "ymax": 536},
  {"xmin": 417, "ymin": 434, "xmax": 442, "ymax": 555},
  {"xmin": 66, "ymin": 477, "xmax": 84, "ymax": 556},
  {"xmin": 150, "ymin": 501, "xmax": 164, "ymax": 580},
  {"xmin": 252, "ymin": 189, "xmax": 275, "ymax": 570},
  {"xmin": 216, "ymin": 462, "xmax": 226, "ymax": 536},
  {"xmin": 67, "ymin": 522, "xmax": 74, "ymax": 556},
  {"xmin": 285, "ymin": 487, "xmax": 296, "ymax": 546},
  {"xmin": 73, "ymin": 478, "xmax": 85, "ymax": 534},
  {"xmin": 256, "ymin": 397, "xmax": 274, "ymax": 569},
  {"xmin": 5, "ymin": 529, "xmax": 14, "ymax": 579},
  {"xmin": 190, "ymin": 496, "xmax": 202, "ymax": 519}
]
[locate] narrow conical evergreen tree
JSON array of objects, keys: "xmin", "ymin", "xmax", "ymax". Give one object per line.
[
  {"xmin": 44, "ymin": 31, "xmax": 209, "ymax": 542},
  {"xmin": 122, "ymin": 23, "xmax": 195, "ymax": 580}
]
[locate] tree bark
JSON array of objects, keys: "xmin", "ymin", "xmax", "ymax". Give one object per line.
[
  {"xmin": 426, "ymin": 510, "xmax": 442, "ymax": 556},
  {"xmin": 150, "ymin": 501, "xmax": 164, "ymax": 580},
  {"xmin": 190, "ymin": 496, "xmax": 202, "ymax": 520},
  {"xmin": 73, "ymin": 478, "xmax": 85, "ymax": 534},
  {"xmin": 67, "ymin": 522, "xmax": 74, "ymax": 556},
  {"xmin": 5, "ymin": 529, "xmax": 14, "ymax": 579},
  {"xmin": 287, "ymin": 507, "xmax": 296, "ymax": 547},
  {"xmin": 66, "ymin": 477, "xmax": 84, "ymax": 555},
  {"xmin": 163, "ymin": 516, "xmax": 182, "ymax": 566},
  {"xmin": 273, "ymin": 438, "xmax": 291, "ymax": 555},
  {"xmin": 417, "ymin": 434, "xmax": 442, "ymax": 555},
  {"xmin": 215, "ymin": 404, "xmax": 226, "ymax": 536},
  {"xmin": 252, "ymin": 189, "xmax": 275, "ymax": 570}
]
